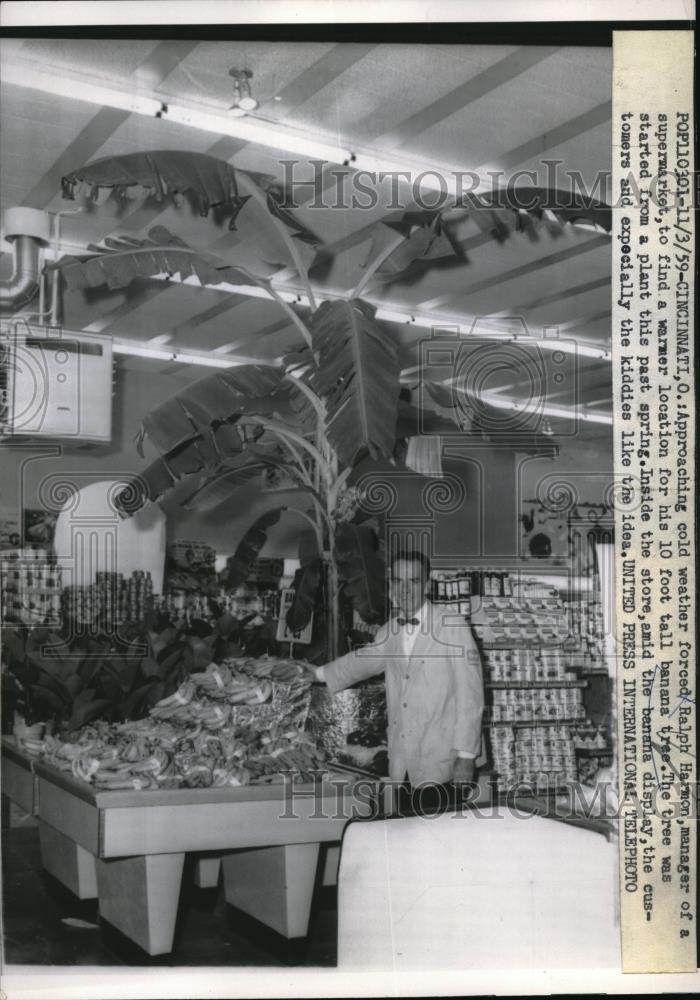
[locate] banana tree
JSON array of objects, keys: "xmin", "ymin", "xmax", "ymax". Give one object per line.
[{"xmin": 51, "ymin": 151, "xmax": 610, "ymax": 658}]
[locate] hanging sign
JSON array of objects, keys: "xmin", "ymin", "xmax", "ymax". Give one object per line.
[{"xmin": 276, "ymin": 588, "xmax": 313, "ymax": 644}]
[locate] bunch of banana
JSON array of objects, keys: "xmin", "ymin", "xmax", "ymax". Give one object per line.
[
  {"xmin": 119, "ymin": 737, "xmax": 150, "ymax": 763},
  {"xmin": 150, "ymin": 680, "xmax": 196, "ymax": 718},
  {"xmin": 93, "ymin": 772, "xmax": 159, "ymax": 791},
  {"xmin": 156, "ymin": 774, "xmax": 185, "ymax": 788},
  {"xmin": 115, "ymin": 718, "xmax": 159, "ymax": 736},
  {"xmin": 189, "ymin": 662, "xmax": 233, "ymax": 698},
  {"xmin": 202, "ymin": 705, "xmax": 231, "ymax": 730},
  {"xmin": 212, "ymin": 765, "xmax": 250, "ymax": 787},
  {"xmin": 71, "ymin": 755, "xmax": 100, "ymax": 783},
  {"xmin": 17, "ymin": 737, "xmax": 48, "ymax": 757},
  {"xmin": 270, "ymin": 660, "xmax": 309, "ymax": 684},
  {"xmin": 182, "ymin": 763, "xmax": 213, "ymax": 788},
  {"xmin": 226, "ymin": 677, "xmax": 272, "ymax": 705}
]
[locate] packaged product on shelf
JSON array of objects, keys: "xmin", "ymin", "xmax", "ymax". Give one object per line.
[{"xmin": 1, "ymin": 548, "xmax": 63, "ymax": 625}]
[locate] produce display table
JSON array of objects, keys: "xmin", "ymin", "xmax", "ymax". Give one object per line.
[
  {"xmin": 2, "ymin": 739, "xmax": 376, "ymax": 955},
  {"xmin": 1, "ymin": 737, "xmax": 38, "ymax": 816}
]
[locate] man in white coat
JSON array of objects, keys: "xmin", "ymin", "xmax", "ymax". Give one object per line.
[{"xmin": 312, "ymin": 549, "xmax": 484, "ymax": 813}]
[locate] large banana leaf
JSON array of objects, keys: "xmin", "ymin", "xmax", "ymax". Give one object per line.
[
  {"xmin": 286, "ymin": 557, "xmax": 324, "ymax": 633},
  {"xmin": 361, "ymin": 212, "xmax": 459, "ymax": 279},
  {"xmin": 139, "ymin": 365, "xmax": 289, "ymax": 457},
  {"xmin": 310, "ymin": 299, "xmax": 401, "ymax": 469},
  {"xmin": 50, "ymin": 226, "xmax": 245, "ymax": 292},
  {"xmin": 177, "ymin": 457, "xmax": 274, "ymax": 512},
  {"xmin": 62, "ymin": 150, "xmax": 246, "ymax": 221},
  {"xmin": 335, "ymin": 523, "xmax": 387, "ymax": 624},
  {"xmin": 117, "ymin": 369, "xmax": 318, "ymax": 515},
  {"xmin": 360, "ymin": 189, "xmax": 612, "ymax": 284},
  {"xmin": 178, "ymin": 444, "xmax": 309, "ymax": 512},
  {"xmin": 62, "ymin": 151, "xmax": 302, "ymax": 232},
  {"xmin": 225, "ymin": 508, "xmax": 285, "ymax": 590},
  {"xmin": 48, "ymin": 224, "xmax": 310, "ymax": 297},
  {"xmin": 60, "ymin": 151, "xmax": 320, "ymax": 270}
]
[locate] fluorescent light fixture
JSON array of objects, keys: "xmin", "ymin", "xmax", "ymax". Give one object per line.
[
  {"xmin": 376, "ymin": 308, "xmax": 611, "ymax": 361},
  {"xmin": 1, "ymin": 60, "xmax": 162, "ymax": 117},
  {"xmin": 161, "ymin": 103, "xmax": 352, "ymax": 162},
  {"xmin": 451, "ymin": 386, "xmax": 613, "ymax": 425},
  {"xmin": 112, "ymin": 339, "xmax": 245, "ymax": 368}
]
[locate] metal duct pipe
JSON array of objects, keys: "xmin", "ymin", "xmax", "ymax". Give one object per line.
[{"xmin": 0, "ymin": 206, "xmax": 51, "ymax": 314}]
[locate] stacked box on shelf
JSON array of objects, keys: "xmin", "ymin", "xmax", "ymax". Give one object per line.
[
  {"xmin": 488, "ymin": 686, "xmax": 586, "ymax": 723},
  {"xmin": 166, "ymin": 540, "xmax": 217, "ymax": 594},
  {"xmin": 563, "ymin": 594, "xmax": 606, "ymax": 667},
  {"xmin": 490, "ymin": 724, "xmax": 578, "ymax": 793},
  {"xmin": 0, "ymin": 517, "xmax": 21, "ymax": 549},
  {"xmin": 62, "ymin": 571, "xmax": 153, "ymax": 628},
  {"xmin": 1, "ymin": 549, "xmax": 62, "ymax": 625},
  {"xmin": 435, "ymin": 568, "xmax": 606, "ymax": 796},
  {"xmin": 152, "ymin": 587, "xmax": 280, "ymax": 626}
]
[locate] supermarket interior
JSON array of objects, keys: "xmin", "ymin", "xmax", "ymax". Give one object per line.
[{"xmin": 1, "ymin": 36, "xmax": 619, "ymax": 971}]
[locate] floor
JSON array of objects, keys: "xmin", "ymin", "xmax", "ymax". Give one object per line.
[{"xmin": 1, "ymin": 824, "xmax": 338, "ymax": 967}]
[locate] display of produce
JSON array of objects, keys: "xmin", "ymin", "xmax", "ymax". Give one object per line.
[{"xmin": 16, "ymin": 655, "xmax": 326, "ymax": 789}]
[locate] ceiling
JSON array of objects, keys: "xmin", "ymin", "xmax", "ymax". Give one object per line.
[{"xmin": 0, "ymin": 37, "xmax": 613, "ymax": 441}]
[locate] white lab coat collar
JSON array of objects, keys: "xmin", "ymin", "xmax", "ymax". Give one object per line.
[{"xmin": 392, "ymin": 600, "xmax": 430, "ymax": 627}]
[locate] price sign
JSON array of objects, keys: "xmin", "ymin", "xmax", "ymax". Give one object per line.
[{"xmin": 276, "ymin": 588, "xmax": 313, "ymax": 644}]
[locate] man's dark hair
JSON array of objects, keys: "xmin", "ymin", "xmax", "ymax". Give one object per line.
[{"xmin": 389, "ymin": 549, "xmax": 431, "ymax": 580}]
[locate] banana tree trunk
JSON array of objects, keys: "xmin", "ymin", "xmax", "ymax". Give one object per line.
[{"xmin": 324, "ymin": 554, "xmax": 340, "ymax": 662}]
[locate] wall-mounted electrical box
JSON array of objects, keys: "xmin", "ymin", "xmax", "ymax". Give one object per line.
[{"xmin": 0, "ymin": 320, "xmax": 113, "ymax": 443}]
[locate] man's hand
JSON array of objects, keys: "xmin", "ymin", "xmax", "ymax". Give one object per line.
[
  {"xmin": 451, "ymin": 756, "xmax": 475, "ymax": 785},
  {"xmin": 303, "ymin": 662, "xmax": 324, "ymax": 684}
]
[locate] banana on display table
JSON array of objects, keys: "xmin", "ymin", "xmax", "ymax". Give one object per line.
[{"xmin": 1, "ymin": 656, "xmax": 379, "ymax": 957}]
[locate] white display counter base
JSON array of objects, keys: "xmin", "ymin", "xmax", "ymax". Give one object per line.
[{"xmin": 337, "ymin": 809, "xmax": 619, "ymax": 970}]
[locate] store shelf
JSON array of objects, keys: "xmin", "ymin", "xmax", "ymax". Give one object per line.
[
  {"xmin": 476, "ymin": 642, "xmax": 578, "ymax": 650},
  {"xmin": 485, "ymin": 680, "xmax": 587, "ymax": 689},
  {"xmin": 487, "ymin": 718, "xmax": 580, "ymax": 728}
]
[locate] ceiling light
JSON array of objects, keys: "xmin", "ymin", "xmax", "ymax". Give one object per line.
[{"xmin": 229, "ymin": 68, "xmax": 259, "ymax": 113}]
